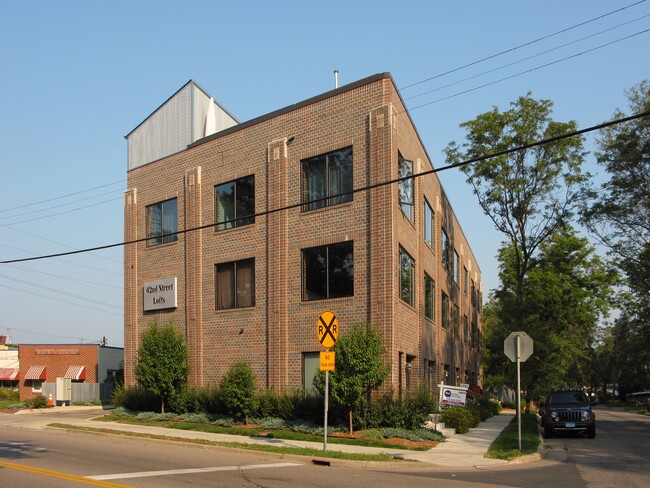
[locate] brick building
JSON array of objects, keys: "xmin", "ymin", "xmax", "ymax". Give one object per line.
[
  {"xmin": 18, "ymin": 344, "xmax": 123, "ymax": 401},
  {"xmin": 124, "ymin": 73, "xmax": 483, "ymax": 395}
]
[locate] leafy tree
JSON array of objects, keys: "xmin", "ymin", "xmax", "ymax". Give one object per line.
[
  {"xmin": 581, "ymin": 81, "xmax": 650, "ymax": 392},
  {"xmin": 219, "ymin": 361, "xmax": 258, "ymax": 424},
  {"xmin": 482, "ymin": 227, "xmax": 617, "ymax": 407},
  {"xmin": 315, "ymin": 322, "xmax": 389, "ymax": 434},
  {"xmin": 135, "ymin": 319, "xmax": 189, "ymax": 413},
  {"xmin": 445, "ymin": 94, "xmax": 588, "ymax": 331}
]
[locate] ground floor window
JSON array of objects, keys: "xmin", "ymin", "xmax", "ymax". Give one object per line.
[
  {"xmin": 302, "ymin": 352, "xmax": 320, "ymax": 395},
  {"xmin": 30, "ymin": 380, "xmax": 43, "ymax": 392}
]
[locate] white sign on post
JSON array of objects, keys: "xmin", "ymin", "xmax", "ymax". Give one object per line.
[
  {"xmin": 439, "ymin": 383, "xmax": 469, "ymax": 407},
  {"xmin": 504, "ymin": 331, "xmax": 534, "ymax": 450}
]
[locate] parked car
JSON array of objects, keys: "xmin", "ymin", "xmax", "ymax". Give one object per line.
[{"xmin": 538, "ymin": 389, "xmax": 596, "ymax": 439}]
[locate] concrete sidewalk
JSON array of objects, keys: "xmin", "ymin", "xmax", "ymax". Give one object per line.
[{"xmin": 9, "ymin": 407, "xmax": 525, "ymax": 468}]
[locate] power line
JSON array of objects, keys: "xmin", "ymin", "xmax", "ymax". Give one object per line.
[
  {"xmin": 406, "ymin": 29, "xmax": 650, "ymax": 112},
  {"xmin": 399, "ymin": 0, "xmax": 647, "ymax": 90},
  {"xmin": 0, "ymin": 179, "xmax": 125, "ymax": 213},
  {"xmin": 2, "ymin": 109, "xmax": 648, "ymax": 265},
  {"xmin": 404, "ymin": 14, "xmax": 650, "ymax": 102}
]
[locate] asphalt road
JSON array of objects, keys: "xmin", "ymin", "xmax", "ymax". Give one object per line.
[{"xmin": 0, "ymin": 406, "xmax": 648, "ymax": 487}]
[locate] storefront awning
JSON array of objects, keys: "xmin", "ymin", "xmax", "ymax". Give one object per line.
[
  {"xmin": 0, "ymin": 368, "xmax": 18, "ymax": 381},
  {"xmin": 24, "ymin": 365, "xmax": 46, "ymax": 381},
  {"xmin": 63, "ymin": 366, "xmax": 86, "ymax": 381}
]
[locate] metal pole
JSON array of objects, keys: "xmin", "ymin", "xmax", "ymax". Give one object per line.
[
  {"xmin": 516, "ymin": 335, "xmax": 522, "ymax": 450},
  {"xmin": 323, "ymin": 369, "xmax": 329, "ymax": 451}
]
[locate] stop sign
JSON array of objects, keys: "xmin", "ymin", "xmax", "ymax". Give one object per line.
[{"xmin": 504, "ymin": 331, "xmax": 533, "ymax": 362}]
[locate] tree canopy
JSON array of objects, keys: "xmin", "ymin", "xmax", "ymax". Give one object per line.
[
  {"xmin": 135, "ymin": 319, "xmax": 189, "ymax": 413},
  {"xmin": 315, "ymin": 322, "xmax": 389, "ymax": 433},
  {"xmin": 445, "ymin": 94, "xmax": 588, "ymax": 331}
]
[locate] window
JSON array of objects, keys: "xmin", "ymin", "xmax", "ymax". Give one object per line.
[
  {"xmin": 216, "ymin": 258, "xmax": 255, "ymax": 310},
  {"xmin": 30, "ymin": 380, "xmax": 43, "ymax": 393},
  {"xmin": 424, "ymin": 199, "xmax": 434, "ymax": 249},
  {"xmin": 441, "ymin": 228, "xmax": 450, "ymax": 270},
  {"xmin": 302, "ymin": 241, "xmax": 354, "ymax": 300},
  {"xmin": 463, "ymin": 266, "xmax": 468, "ymax": 295},
  {"xmin": 441, "ymin": 292, "xmax": 449, "ymax": 329},
  {"xmin": 471, "ymin": 280, "xmax": 476, "ymax": 307},
  {"xmin": 399, "ymin": 246, "xmax": 415, "ymax": 305},
  {"xmin": 453, "ymin": 304, "xmax": 460, "ymax": 335},
  {"xmin": 424, "ymin": 273, "xmax": 435, "ymax": 320},
  {"xmin": 146, "ymin": 198, "xmax": 178, "ymax": 246},
  {"xmin": 216, "ymin": 175, "xmax": 255, "ymax": 231},
  {"xmin": 398, "ymin": 156, "xmax": 414, "ymax": 220},
  {"xmin": 302, "ymin": 147, "xmax": 353, "ymax": 211},
  {"xmin": 302, "ymin": 352, "xmax": 320, "ymax": 395},
  {"xmin": 463, "ymin": 315, "xmax": 469, "ymax": 343},
  {"xmin": 453, "ymin": 250, "xmax": 460, "ymax": 284}
]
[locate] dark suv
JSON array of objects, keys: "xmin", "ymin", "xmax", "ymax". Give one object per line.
[{"xmin": 539, "ymin": 389, "xmax": 596, "ymax": 439}]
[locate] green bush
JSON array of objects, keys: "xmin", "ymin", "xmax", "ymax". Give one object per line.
[
  {"xmin": 25, "ymin": 395, "xmax": 48, "ymax": 409},
  {"xmin": 111, "ymin": 385, "xmax": 159, "ymax": 412},
  {"xmin": 218, "ymin": 361, "xmax": 258, "ymax": 422},
  {"xmin": 380, "ymin": 427, "xmax": 444, "ymax": 442},
  {"xmin": 441, "ymin": 406, "xmax": 479, "ymax": 434},
  {"xmin": 0, "ymin": 387, "xmax": 19, "ymax": 401}
]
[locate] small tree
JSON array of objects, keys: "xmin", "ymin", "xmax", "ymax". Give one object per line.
[
  {"xmin": 219, "ymin": 361, "xmax": 258, "ymax": 424},
  {"xmin": 135, "ymin": 319, "xmax": 189, "ymax": 413},
  {"xmin": 316, "ymin": 322, "xmax": 390, "ymax": 434}
]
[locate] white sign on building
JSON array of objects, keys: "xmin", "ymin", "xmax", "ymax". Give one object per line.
[{"xmin": 143, "ymin": 278, "xmax": 178, "ymax": 311}]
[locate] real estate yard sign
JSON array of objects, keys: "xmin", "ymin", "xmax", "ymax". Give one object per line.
[{"xmin": 439, "ymin": 383, "xmax": 469, "ymax": 407}]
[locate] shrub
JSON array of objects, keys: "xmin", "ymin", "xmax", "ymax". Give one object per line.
[
  {"xmin": 212, "ymin": 417, "xmax": 235, "ymax": 427},
  {"xmin": 441, "ymin": 406, "xmax": 479, "ymax": 434},
  {"xmin": 255, "ymin": 389, "xmax": 297, "ymax": 419},
  {"xmin": 255, "ymin": 416, "xmax": 288, "ymax": 429},
  {"xmin": 219, "ymin": 361, "xmax": 258, "ymax": 423},
  {"xmin": 0, "ymin": 387, "xmax": 19, "ymax": 402},
  {"xmin": 112, "ymin": 385, "xmax": 159, "ymax": 412},
  {"xmin": 176, "ymin": 412, "xmax": 210, "ymax": 423},
  {"xmin": 25, "ymin": 395, "xmax": 48, "ymax": 409},
  {"xmin": 380, "ymin": 427, "xmax": 444, "ymax": 442}
]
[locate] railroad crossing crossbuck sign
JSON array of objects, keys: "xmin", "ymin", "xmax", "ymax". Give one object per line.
[{"xmin": 317, "ymin": 310, "xmax": 339, "ymax": 349}]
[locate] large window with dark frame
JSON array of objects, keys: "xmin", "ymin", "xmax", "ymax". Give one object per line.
[
  {"xmin": 424, "ymin": 273, "xmax": 435, "ymax": 320},
  {"xmin": 301, "ymin": 147, "xmax": 353, "ymax": 211},
  {"xmin": 215, "ymin": 258, "xmax": 255, "ymax": 310},
  {"xmin": 399, "ymin": 246, "xmax": 415, "ymax": 306},
  {"xmin": 215, "ymin": 175, "xmax": 255, "ymax": 231},
  {"xmin": 302, "ymin": 241, "xmax": 354, "ymax": 300},
  {"xmin": 398, "ymin": 156, "xmax": 414, "ymax": 220},
  {"xmin": 146, "ymin": 198, "xmax": 178, "ymax": 246},
  {"xmin": 453, "ymin": 250, "xmax": 460, "ymax": 284},
  {"xmin": 463, "ymin": 266, "xmax": 468, "ymax": 295},
  {"xmin": 424, "ymin": 198, "xmax": 434, "ymax": 250}
]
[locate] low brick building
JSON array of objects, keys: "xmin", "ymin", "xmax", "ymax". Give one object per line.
[
  {"xmin": 18, "ymin": 344, "xmax": 123, "ymax": 401},
  {"xmin": 124, "ymin": 73, "xmax": 483, "ymax": 395}
]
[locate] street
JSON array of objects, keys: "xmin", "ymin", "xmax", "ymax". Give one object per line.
[{"xmin": 0, "ymin": 406, "xmax": 648, "ymax": 487}]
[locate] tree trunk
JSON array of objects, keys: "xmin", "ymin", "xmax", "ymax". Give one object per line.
[
  {"xmin": 349, "ymin": 410, "xmax": 353, "ymax": 435},
  {"xmin": 161, "ymin": 399, "xmax": 165, "ymax": 414}
]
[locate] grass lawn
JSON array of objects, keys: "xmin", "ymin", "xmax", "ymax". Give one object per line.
[{"xmin": 485, "ymin": 412, "xmax": 540, "ymax": 460}]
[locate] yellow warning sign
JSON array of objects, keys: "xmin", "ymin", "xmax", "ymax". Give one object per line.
[
  {"xmin": 317, "ymin": 310, "xmax": 338, "ymax": 349},
  {"xmin": 320, "ymin": 351, "xmax": 336, "ymax": 371}
]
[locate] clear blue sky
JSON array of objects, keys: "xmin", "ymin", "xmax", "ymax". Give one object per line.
[{"xmin": 1, "ymin": 1, "xmax": 647, "ymax": 346}]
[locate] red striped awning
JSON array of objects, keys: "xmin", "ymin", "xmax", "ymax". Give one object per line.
[
  {"xmin": 0, "ymin": 368, "xmax": 18, "ymax": 381},
  {"xmin": 24, "ymin": 365, "xmax": 46, "ymax": 381},
  {"xmin": 63, "ymin": 365, "xmax": 86, "ymax": 381}
]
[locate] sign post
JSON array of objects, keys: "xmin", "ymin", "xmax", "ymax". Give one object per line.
[
  {"xmin": 504, "ymin": 331, "xmax": 533, "ymax": 450},
  {"xmin": 317, "ymin": 310, "xmax": 338, "ymax": 451}
]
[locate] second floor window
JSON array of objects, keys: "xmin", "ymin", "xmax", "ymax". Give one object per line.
[
  {"xmin": 216, "ymin": 258, "xmax": 255, "ymax": 310},
  {"xmin": 442, "ymin": 292, "xmax": 450, "ymax": 329},
  {"xmin": 302, "ymin": 241, "xmax": 354, "ymax": 300},
  {"xmin": 399, "ymin": 246, "xmax": 415, "ymax": 306},
  {"xmin": 398, "ymin": 156, "xmax": 414, "ymax": 220},
  {"xmin": 441, "ymin": 228, "xmax": 450, "ymax": 270},
  {"xmin": 302, "ymin": 147, "xmax": 353, "ymax": 211},
  {"xmin": 453, "ymin": 250, "xmax": 460, "ymax": 284},
  {"xmin": 425, "ymin": 273, "xmax": 435, "ymax": 320},
  {"xmin": 216, "ymin": 175, "xmax": 255, "ymax": 231},
  {"xmin": 146, "ymin": 198, "xmax": 178, "ymax": 246}
]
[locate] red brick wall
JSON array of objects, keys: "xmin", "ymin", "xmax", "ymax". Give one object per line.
[
  {"xmin": 18, "ymin": 345, "xmax": 99, "ymax": 401},
  {"xmin": 124, "ymin": 74, "xmax": 483, "ymax": 392}
]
